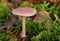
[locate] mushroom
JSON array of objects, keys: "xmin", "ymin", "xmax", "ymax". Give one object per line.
[{"xmin": 12, "ymin": 7, "xmax": 36, "ymax": 41}]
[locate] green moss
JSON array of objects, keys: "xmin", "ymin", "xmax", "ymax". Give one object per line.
[{"xmin": 0, "ymin": 32, "xmax": 16, "ymax": 41}]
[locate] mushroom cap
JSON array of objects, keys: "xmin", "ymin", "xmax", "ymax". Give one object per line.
[{"xmin": 12, "ymin": 7, "xmax": 36, "ymax": 16}]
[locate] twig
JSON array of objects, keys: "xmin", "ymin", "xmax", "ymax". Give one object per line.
[
  {"xmin": 54, "ymin": 14, "xmax": 60, "ymax": 24},
  {"xmin": 7, "ymin": 29, "xmax": 17, "ymax": 38},
  {"xmin": 13, "ymin": 30, "xmax": 17, "ymax": 33},
  {"xmin": 15, "ymin": 30, "xmax": 18, "ymax": 35}
]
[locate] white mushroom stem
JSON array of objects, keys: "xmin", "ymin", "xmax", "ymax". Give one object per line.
[{"xmin": 22, "ymin": 16, "xmax": 26, "ymax": 38}]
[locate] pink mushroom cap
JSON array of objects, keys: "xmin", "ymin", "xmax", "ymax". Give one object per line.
[{"xmin": 12, "ymin": 7, "xmax": 37, "ymax": 16}]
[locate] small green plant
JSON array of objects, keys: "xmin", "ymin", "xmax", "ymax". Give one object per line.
[
  {"xmin": 47, "ymin": 6, "xmax": 55, "ymax": 14},
  {"xmin": 20, "ymin": 1, "xmax": 33, "ymax": 7},
  {"xmin": 33, "ymin": 1, "xmax": 50, "ymax": 12},
  {"xmin": 0, "ymin": 3, "xmax": 11, "ymax": 25},
  {"xmin": 0, "ymin": 32, "xmax": 16, "ymax": 41}
]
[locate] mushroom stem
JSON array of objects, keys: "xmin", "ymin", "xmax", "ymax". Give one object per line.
[{"xmin": 22, "ymin": 16, "xmax": 26, "ymax": 39}]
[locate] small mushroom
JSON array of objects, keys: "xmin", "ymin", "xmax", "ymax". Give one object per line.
[
  {"xmin": 34, "ymin": 10, "xmax": 51, "ymax": 21},
  {"xmin": 12, "ymin": 7, "xmax": 36, "ymax": 41}
]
